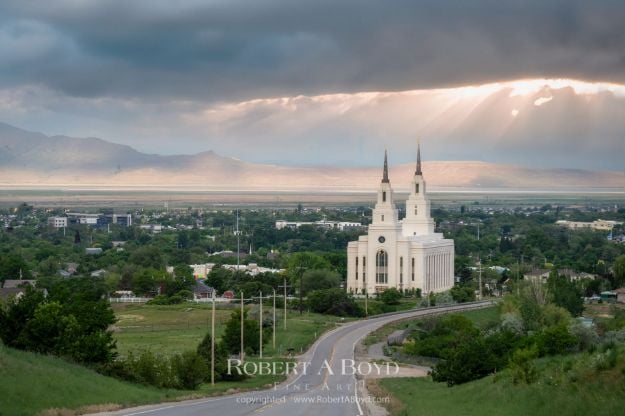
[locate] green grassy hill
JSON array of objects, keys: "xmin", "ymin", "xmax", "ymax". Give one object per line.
[
  {"xmin": 375, "ymin": 351, "xmax": 625, "ymax": 416},
  {"xmin": 0, "ymin": 345, "xmax": 187, "ymax": 416}
]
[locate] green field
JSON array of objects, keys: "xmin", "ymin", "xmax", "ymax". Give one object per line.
[{"xmin": 113, "ymin": 302, "xmax": 351, "ymax": 357}]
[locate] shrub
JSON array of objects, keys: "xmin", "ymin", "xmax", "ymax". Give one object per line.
[
  {"xmin": 172, "ymin": 351, "xmax": 208, "ymax": 390},
  {"xmin": 510, "ymin": 347, "xmax": 538, "ymax": 385},
  {"xmin": 535, "ymin": 324, "xmax": 578, "ymax": 356},
  {"xmin": 197, "ymin": 332, "xmax": 246, "ymax": 381},
  {"xmin": 307, "ymin": 289, "xmax": 363, "ymax": 317},
  {"xmin": 380, "ymin": 288, "xmax": 402, "ymax": 305}
]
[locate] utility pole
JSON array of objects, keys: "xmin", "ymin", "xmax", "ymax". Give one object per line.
[
  {"xmin": 272, "ymin": 289, "xmax": 276, "ymax": 351},
  {"xmin": 298, "ymin": 265, "xmax": 306, "ymax": 315},
  {"xmin": 259, "ymin": 291, "xmax": 263, "ymax": 359},
  {"xmin": 240, "ymin": 291, "xmax": 244, "ymax": 362},
  {"xmin": 478, "ymin": 254, "xmax": 483, "ymax": 300},
  {"xmin": 278, "ymin": 277, "xmax": 291, "ymax": 330},
  {"xmin": 236, "ymin": 209, "xmax": 240, "ymax": 269},
  {"xmin": 211, "ymin": 290, "xmax": 215, "ymax": 385}
]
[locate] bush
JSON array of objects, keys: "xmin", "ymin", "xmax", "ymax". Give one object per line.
[
  {"xmin": 431, "ymin": 335, "xmax": 494, "ymax": 386},
  {"xmin": 147, "ymin": 294, "xmax": 185, "ymax": 305},
  {"xmin": 197, "ymin": 332, "xmax": 246, "ymax": 381},
  {"xmin": 510, "ymin": 347, "xmax": 538, "ymax": 385},
  {"xmin": 450, "ymin": 285, "xmax": 476, "ymax": 303},
  {"xmin": 307, "ymin": 289, "xmax": 363, "ymax": 317},
  {"xmin": 380, "ymin": 288, "xmax": 402, "ymax": 305},
  {"xmin": 118, "ymin": 350, "xmax": 207, "ymax": 390},
  {"xmin": 535, "ymin": 324, "xmax": 578, "ymax": 356},
  {"xmin": 172, "ymin": 351, "xmax": 208, "ymax": 390}
]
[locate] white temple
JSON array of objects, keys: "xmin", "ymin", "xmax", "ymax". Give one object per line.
[{"xmin": 346, "ymin": 145, "xmax": 454, "ymax": 294}]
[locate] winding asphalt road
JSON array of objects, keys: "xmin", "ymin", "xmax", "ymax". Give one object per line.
[{"xmin": 95, "ymin": 301, "xmax": 492, "ymax": 416}]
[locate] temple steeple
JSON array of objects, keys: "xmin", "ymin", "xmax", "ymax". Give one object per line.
[
  {"xmin": 401, "ymin": 141, "xmax": 434, "ymax": 236},
  {"xmin": 382, "ymin": 149, "xmax": 389, "ymax": 183},
  {"xmin": 415, "ymin": 141, "xmax": 422, "ymax": 176}
]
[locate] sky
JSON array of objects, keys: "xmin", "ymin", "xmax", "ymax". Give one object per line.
[{"xmin": 1, "ymin": 0, "xmax": 624, "ymax": 170}]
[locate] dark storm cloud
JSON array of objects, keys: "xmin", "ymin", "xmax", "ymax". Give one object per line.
[{"xmin": 1, "ymin": 0, "xmax": 624, "ymax": 102}]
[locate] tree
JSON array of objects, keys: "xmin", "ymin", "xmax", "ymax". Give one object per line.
[
  {"xmin": 1, "ymin": 278, "xmax": 117, "ymax": 364},
  {"xmin": 613, "ymin": 255, "xmax": 625, "ymax": 288},
  {"xmin": 431, "ymin": 334, "xmax": 493, "ymax": 386},
  {"xmin": 450, "ymin": 285, "xmax": 476, "ymax": 303},
  {"xmin": 205, "ymin": 267, "xmax": 233, "ymax": 294},
  {"xmin": 380, "ymin": 288, "xmax": 402, "ymax": 305},
  {"xmin": 307, "ymin": 289, "xmax": 363, "ymax": 316},
  {"xmin": 301, "ymin": 269, "xmax": 341, "ymax": 295},
  {"xmin": 0, "ymin": 254, "xmax": 31, "ymax": 285},
  {"xmin": 547, "ymin": 272, "xmax": 584, "ymax": 317},
  {"xmin": 197, "ymin": 332, "xmax": 246, "ymax": 381},
  {"xmin": 220, "ymin": 309, "xmax": 269, "ymax": 355}
]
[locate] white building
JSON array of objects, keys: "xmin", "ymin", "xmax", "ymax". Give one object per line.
[
  {"xmin": 347, "ymin": 146, "xmax": 454, "ymax": 294},
  {"xmin": 556, "ymin": 219, "xmax": 622, "ymax": 231},
  {"xmin": 48, "ymin": 216, "xmax": 68, "ymax": 228},
  {"xmin": 275, "ymin": 219, "xmax": 362, "ymax": 230}
]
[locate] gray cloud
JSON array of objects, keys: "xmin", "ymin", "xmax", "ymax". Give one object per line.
[{"xmin": 1, "ymin": 0, "xmax": 625, "ymax": 101}]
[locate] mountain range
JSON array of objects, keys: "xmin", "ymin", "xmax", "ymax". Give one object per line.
[{"xmin": 0, "ymin": 122, "xmax": 622, "ymax": 191}]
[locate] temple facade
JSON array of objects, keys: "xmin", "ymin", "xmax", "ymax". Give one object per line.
[{"xmin": 346, "ymin": 145, "xmax": 454, "ymax": 294}]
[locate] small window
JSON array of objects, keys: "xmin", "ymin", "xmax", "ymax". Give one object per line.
[
  {"xmin": 415, "ymin": 207, "xmax": 418, "ymax": 215},
  {"xmin": 416, "ymin": 183, "xmax": 419, "ymax": 194},
  {"xmin": 382, "ymin": 191, "xmax": 386, "ymax": 202},
  {"xmin": 355, "ymin": 257, "xmax": 359, "ymax": 280},
  {"xmin": 411, "ymin": 258, "xmax": 415, "ymax": 281},
  {"xmin": 381, "ymin": 214, "xmax": 384, "ymax": 222}
]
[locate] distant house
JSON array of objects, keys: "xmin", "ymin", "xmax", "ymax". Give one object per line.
[
  {"xmin": 85, "ymin": 247, "xmax": 103, "ymax": 255},
  {"xmin": 0, "ymin": 287, "xmax": 28, "ymax": 302},
  {"xmin": 66, "ymin": 263, "xmax": 79, "ymax": 274},
  {"xmin": 90, "ymin": 269, "xmax": 107, "ymax": 278},
  {"xmin": 2, "ymin": 279, "xmax": 36, "ymax": 289},
  {"xmin": 616, "ymin": 288, "xmax": 625, "ymax": 304},
  {"xmin": 0, "ymin": 286, "xmax": 47, "ymax": 303},
  {"xmin": 58, "ymin": 270, "xmax": 72, "ymax": 278},
  {"xmin": 524, "ymin": 269, "xmax": 550, "ymax": 282},
  {"xmin": 558, "ymin": 268, "xmax": 597, "ymax": 281},
  {"xmin": 193, "ymin": 281, "xmax": 214, "ymax": 300},
  {"xmin": 222, "ymin": 290, "xmax": 235, "ymax": 300}
]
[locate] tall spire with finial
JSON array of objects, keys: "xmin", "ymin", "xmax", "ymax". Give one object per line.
[
  {"xmin": 415, "ymin": 140, "xmax": 422, "ymax": 176},
  {"xmin": 382, "ymin": 149, "xmax": 389, "ymax": 183}
]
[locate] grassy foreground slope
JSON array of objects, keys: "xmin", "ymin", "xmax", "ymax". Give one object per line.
[
  {"xmin": 377, "ymin": 358, "xmax": 625, "ymax": 416},
  {"xmin": 0, "ymin": 345, "xmax": 187, "ymax": 416}
]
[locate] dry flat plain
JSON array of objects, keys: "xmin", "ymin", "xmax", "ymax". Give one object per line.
[{"xmin": 1, "ymin": 188, "xmax": 623, "ymax": 209}]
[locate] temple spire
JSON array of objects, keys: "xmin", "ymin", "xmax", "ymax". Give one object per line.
[
  {"xmin": 415, "ymin": 140, "xmax": 422, "ymax": 176},
  {"xmin": 382, "ymin": 149, "xmax": 389, "ymax": 183}
]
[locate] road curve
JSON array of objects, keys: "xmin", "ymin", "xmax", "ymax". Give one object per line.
[{"xmin": 94, "ymin": 301, "xmax": 493, "ymax": 416}]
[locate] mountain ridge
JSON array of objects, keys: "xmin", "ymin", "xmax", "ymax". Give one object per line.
[{"xmin": 0, "ymin": 123, "xmax": 623, "ymax": 191}]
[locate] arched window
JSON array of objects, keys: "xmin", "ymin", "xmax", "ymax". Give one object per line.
[{"xmin": 376, "ymin": 250, "xmax": 388, "ymax": 284}]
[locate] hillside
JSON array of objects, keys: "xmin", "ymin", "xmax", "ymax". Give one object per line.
[
  {"xmin": 374, "ymin": 352, "xmax": 625, "ymax": 416},
  {"xmin": 0, "ymin": 123, "xmax": 623, "ymax": 191},
  {"xmin": 0, "ymin": 345, "xmax": 186, "ymax": 416}
]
